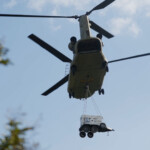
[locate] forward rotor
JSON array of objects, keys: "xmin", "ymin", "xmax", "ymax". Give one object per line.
[
  {"xmin": 0, "ymin": 0, "xmax": 115, "ymax": 19},
  {"xmin": 86, "ymin": 0, "xmax": 115, "ymax": 15},
  {"xmin": 0, "ymin": 14, "xmax": 79, "ymax": 19}
]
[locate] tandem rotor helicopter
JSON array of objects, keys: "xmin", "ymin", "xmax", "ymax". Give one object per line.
[{"xmin": 1, "ymin": 0, "xmax": 150, "ymax": 99}]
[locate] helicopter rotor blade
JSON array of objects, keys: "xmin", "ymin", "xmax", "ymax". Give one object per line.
[
  {"xmin": 89, "ymin": 20, "xmax": 114, "ymax": 39},
  {"xmin": 42, "ymin": 74, "xmax": 69, "ymax": 96},
  {"xmin": 28, "ymin": 34, "xmax": 72, "ymax": 63},
  {"xmin": 108, "ymin": 53, "xmax": 150, "ymax": 64},
  {"xmin": 87, "ymin": 0, "xmax": 115, "ymax": 15},
  {"xmin": 0, "ymin": 14, "xmax": 79, "ymax": 19}
]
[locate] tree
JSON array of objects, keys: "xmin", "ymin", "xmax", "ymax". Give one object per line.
[
  {"xmin": 0, "ymin": 119, "xmax": 37, "ymax": 150},
  {"xmin": 0, "ymin": 43, "xmax": 10, "ymax": 65}
]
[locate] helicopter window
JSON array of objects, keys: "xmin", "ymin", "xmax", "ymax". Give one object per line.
[{"xmin": 77, "ymin": 39, "xmax": 101, "ymax": 53}]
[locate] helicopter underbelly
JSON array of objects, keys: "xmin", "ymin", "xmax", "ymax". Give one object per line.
[{"xmin": 68, "ymin": 52, "xmax": 107, "ymax": 99}]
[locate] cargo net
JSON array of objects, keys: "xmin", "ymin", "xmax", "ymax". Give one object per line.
[{"xmin": 82, "ymin": 85, "xmax": 102, "ymax": 117}]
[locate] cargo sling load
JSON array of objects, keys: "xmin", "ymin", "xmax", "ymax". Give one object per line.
[
  {"xmin": 79, "ymin": 91, "xmax": 114, "ymax": 138},
  {"xmin": 79, "ymin": 115, "xmax": 114, "ymax": 138}
]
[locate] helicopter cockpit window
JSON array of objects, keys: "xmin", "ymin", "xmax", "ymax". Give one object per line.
[{"xmin": 77, "ymin": 39, "xmax": 101, "ymax": 53}]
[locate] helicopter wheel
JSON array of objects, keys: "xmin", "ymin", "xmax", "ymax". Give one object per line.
[
  {"xmin": 98, "ymin": 89, "xmax": 104, "ymax": 95},
  {"xmin": 69, "ymin": 91, "xmax": 75, "ymax": 98},
  {"xmin": 101, "ymin": 89, "xmax": 104, "ymax": 95},
  {"xmin": 98, "ymin": 89, "xmax": 101, "ymax": 95},
  {"xmin": 69, "ymin": 93, "xmax": 72, "ymax": 98},
  {"xmin": 106, "ymin": 66, "xmax": 109, "ymax": 72},
  {"xmin": 102, "ymin": 61, "xmax": 109, "ymax": 72}
]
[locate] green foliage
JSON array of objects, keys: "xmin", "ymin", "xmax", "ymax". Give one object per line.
[
  {"xmin": 0, "ymin": 43, "xmax": 10, "ymax": 66},
  {"xmin": 0, "ymin": 119, "xmax": 34, "ymax": 150},
  {"xmin": 0, "ymin": 59, "xmax": 10, "ymax": 65}
]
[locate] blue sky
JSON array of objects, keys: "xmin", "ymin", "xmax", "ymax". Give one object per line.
[{"xmin": 0, "ymin": 0, "xmax": 150, "ymax": 149}]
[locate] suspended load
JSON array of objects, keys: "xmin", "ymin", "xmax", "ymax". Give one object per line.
[{"xmin": 79, "ymin": 115, "xmax": 114, "ymax": 138}]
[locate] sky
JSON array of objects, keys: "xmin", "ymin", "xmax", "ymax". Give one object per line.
[{"xmin": 0, "ymin": 0, "xmax": 150, "ymax": 149}]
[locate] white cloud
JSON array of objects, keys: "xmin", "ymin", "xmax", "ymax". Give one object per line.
[
  {"xmin": 110, "ymin": 18, "xmax": 131, "ymax": 35},
  {"xmin": 4, "ymin": 0, "xmax": 17, "ymax": 8},
  {"xmin": 113, "ymin": 0, "xmax": 150, "ymax": 16},
  {"xmin": 49, "ymin": 19, "xmax": 61, "ymax": 31},
  {"xmin": 109, "ymin": 17, "xmax": 140, "ymax": 37},
  {"xmin": 51, "ymin": 8, "xmax": 59, "ymax": 16},
  {"xmin": 113, "ymin": 0, "xmax": 139, "ymax": 15},
  {"xmin": 26, "ymin": 0, "xmax": 93, "ymax": 12},
  {"xmin": 27, "ymin": 0, "xmax": 48, "ymax": 12},
  {"xmin": 109, "ymin": 0, "xmax": 150, "ymax": 36},
  {"xmin": 49, "ymin": 8, "xmax": 62, "ymax": 31},
  {"xmin": 49, "ymin": 0, "xmax": 92, "ymax": 10},
  {"xmin": 129, "ymin": 23, "xmax": 140, "ymax": 37},
  {"xmin": 51, "ymin": 24, "xmax": 61, "ymax": 31}
]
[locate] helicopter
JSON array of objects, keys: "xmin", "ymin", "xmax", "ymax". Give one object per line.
[{"xmin": 0, "ymin": 0, "xmax": 150, "ymax": 99}]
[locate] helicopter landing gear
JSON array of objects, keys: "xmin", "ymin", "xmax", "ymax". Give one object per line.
[
  {"xmin": 98, "ymin": 89, "xmax": 104, "ymax": 95},
  {"xmin": 69, "ymin": 93, "xmax": 71, "ymax": 98},
  {"xmin": 106, "ymin": 66, "xmax": 109, "ymax": 72},
  {"xmin": 69, "ymin": 91, "xmax": 75, "ymax": 98},
  {"xmin": 71, "ymin": 65, "xmax": 77, "ymax": 75},
  {"xmin": 102, "ymin": 61, "xmax": 109, "ymax": 72}
]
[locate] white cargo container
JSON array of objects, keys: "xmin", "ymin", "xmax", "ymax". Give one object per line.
[
  {"xmin": 79, "ymin": 115, "xmax": 114, "ymax": 138},
  {"xmin": 80, "ymin": 115, "xmax": 103, "ymax": 126}
]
